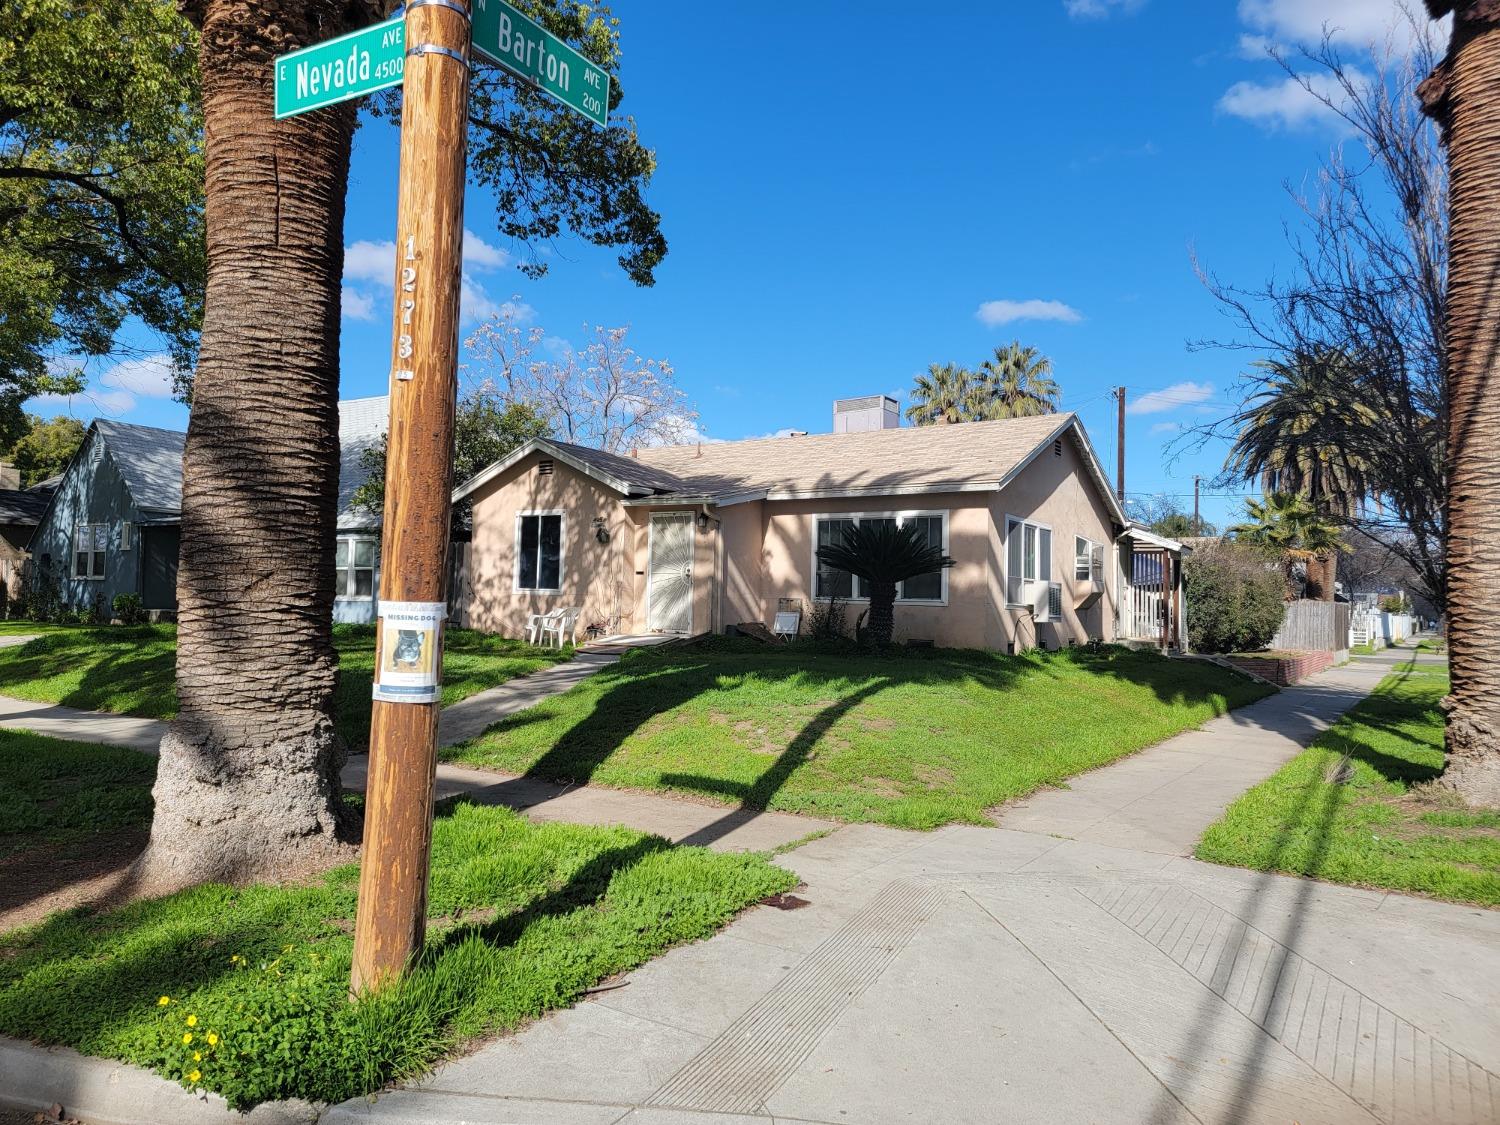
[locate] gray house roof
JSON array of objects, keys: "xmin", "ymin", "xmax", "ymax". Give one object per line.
[
  {"xmin": 94, "ymin": 420, "xmax": 186, "ymax": 516},
  {"xmin": 31, "ymin": 401, "xmax": 390, "ymax": 537},
  {"xmin": 0, "ymin": 481, "xmax": 56, "ymax": 525}
]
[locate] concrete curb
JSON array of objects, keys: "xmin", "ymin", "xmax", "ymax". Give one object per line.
[{"xmin": 0, "ymin": 1037, "xmax": 321, "ymax": 1125}]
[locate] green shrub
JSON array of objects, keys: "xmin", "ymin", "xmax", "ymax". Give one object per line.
[
  {"xmin": 112, "ymin": 593, "xmax": 148, "ymax": 625},
  {"xmin": 1183, "ymin": 541, "xmax": 1286, "ymax": 654}
]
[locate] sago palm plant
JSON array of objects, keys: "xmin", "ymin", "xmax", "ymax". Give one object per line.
[{"xmin": 815, "ymin": 522, "xmax": 955, "ymax": 647}]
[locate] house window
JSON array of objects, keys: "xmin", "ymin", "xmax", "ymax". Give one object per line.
[
  {"xmin": 813, "ymin": 512, "xmax": 948, "ymax": 603},
  {"xmin": 516, "ymin": 512, "xmax": 563, "ymax": 592},
  {"xmin": 73, "ymin": 524, "xmax": 107, "ymax": 580},
  {"xmin": 1006, "ymin": 517, "xmax": 1053, "ymax": 618},
  {"xmin": 1075, "ymin": 535, "xmax": 1103, "ymax": 583},
  {"xmin": 336, "ymin": 537, "xmax": 376, "ymax": 598}
]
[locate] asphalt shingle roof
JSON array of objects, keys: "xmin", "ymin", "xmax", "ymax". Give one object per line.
[
  {"xmin": 564, "ymin": 413, "xmax": 1079, "ymax": 501},
  {"xmin": 0, "ymin": 484, "xmax": 54, "ymax": 525},
  {"xmin": 94, "ymin": 419, "xmax": 186, "ymax": 515}
]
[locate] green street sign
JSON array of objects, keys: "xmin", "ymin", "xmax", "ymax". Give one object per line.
[
  {"xmin": 471, "ymin": 0, "xmax": 610, "ymax": 128},
  {"xmin": 273, "ymin": 15, "xmax": 406, "ymax": 119}
]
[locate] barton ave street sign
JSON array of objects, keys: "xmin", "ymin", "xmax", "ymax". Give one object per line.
[
  {"xmin": 471, "ymin": 0, "xmax": 610, "ymax": 127},
  {"xmin": 273, "ymin": 15, "xmax": 406, "ymax": 119}
]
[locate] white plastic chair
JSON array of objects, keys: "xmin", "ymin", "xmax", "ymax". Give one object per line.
[{"xmin": 537, "ymin": 606, "xmax": 582, "ymax": 648}]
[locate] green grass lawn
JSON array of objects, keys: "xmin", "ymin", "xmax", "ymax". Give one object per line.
[
  {"xmin": 0, "ymin": 731, "xmax": 156, "ymax": 858},
  {"xmin": 0, "ymin": 623, "xmax": 571, "ymax": 750},
  {"xmin": 1197, "ymin": 661, "xmax": 1500, "ymax": 906},
  {"xmin": 444, "ymin": 640, "xmax": 1273, "ymax": 830},
  {"xmin": 0, "ymin": 742, "xmax": 794, "ymax": 1108}
]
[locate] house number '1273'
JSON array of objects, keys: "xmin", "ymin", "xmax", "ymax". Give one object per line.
[{"xmin": 396, "ymin": 234, "xmax": 416, "ymax": 380}]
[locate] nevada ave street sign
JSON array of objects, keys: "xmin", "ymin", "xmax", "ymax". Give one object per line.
[
  {"xmin": 273, "ymin": 15, "xmax": 405, "ymax": 119},
  {"xmin": 471, "ymin": 0, "xmax": 610, "ymax": 127}
]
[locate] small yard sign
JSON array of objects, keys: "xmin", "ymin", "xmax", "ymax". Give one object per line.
[
  {"xmin": 471, "ymin": 0, "xmax": 610, "ymax": 127},
  {"xmin": 273, "ymin": 15, "xmax": 406, "ymax": 119}
]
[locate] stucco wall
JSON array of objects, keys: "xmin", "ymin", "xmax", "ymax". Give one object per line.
[
  {"xmin": 459, "ymin": 451, "xmax": 639, "ymax": 638},
  {"xmin": 28, "ymin": 431, "xmax": 144, "ymax": 613},
  {"xmin": 461, "ymin": 432, "xmax": 1120, "ymax": 651},
  {"xmin": 758, "ymin": 492, "xmax": 995, "ymax": 648},
  {"xmin": 716, "ymin": 500, "xmax": 766, "ymax": 629},
  {"xmin": 989, "ymin": 433, "xmax": 1118, "ymax": 651}
]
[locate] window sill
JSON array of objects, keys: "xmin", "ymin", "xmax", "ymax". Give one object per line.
[{"xmin": 517, "ymin": 588, "xmax": 564, "ymax": 596}]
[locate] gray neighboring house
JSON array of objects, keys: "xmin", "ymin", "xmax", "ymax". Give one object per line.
[
  {"xmin": 334, "ymin": 395, "xmax": 388, "ymax": 624},
  {"xmin": 28, "ymin": 420, "xmax": 185, "ymax": 614},
  {"xmin": 29, "ymin": 397, "xmax": 390, "ymax": 620}
]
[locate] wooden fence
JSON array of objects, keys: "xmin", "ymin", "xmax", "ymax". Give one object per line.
[{"xmin": 1270, "ymin": 599, "xmax": 1351, "ymax": 654}]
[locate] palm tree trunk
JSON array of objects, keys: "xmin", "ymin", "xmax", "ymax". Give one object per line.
[
  {"xmin": 1422, "ymin": 3, "xmax": 1500, "ymax": 806},
  {"xmin": 866, "ymin": 581, "xmax": 896, "ymax": 647},
  {"xmin": 132, "ymin": 0, "xmax": 372, "ymax": 894}
]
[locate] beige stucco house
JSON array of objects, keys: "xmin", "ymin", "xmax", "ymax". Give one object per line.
[{"xmin": 452, "ymin": 402, "xmax": 1186, "ymax": 652}]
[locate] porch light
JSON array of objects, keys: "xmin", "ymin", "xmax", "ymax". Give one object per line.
[
  {"xmin": 696, "ymin": 512, "xmax": 710, "ymax": 532},
  {"xmin": 592, "ymin": 517, "xmax": 610, "ymax": 544}
]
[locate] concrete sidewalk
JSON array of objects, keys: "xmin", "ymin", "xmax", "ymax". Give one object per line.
[
  {"xmin": 321, "ymin": 650, "xmax": 1497, "ymax": 1125},
  {"xmin": 993, "ymin": 657, "xmax": 1392, "ymax": 855},
  {"xmin": 326, "ymin": 822, "xmax": 1499, "ymax": 1125}
]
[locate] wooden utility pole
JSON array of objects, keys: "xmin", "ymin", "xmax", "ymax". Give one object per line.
[
  {"xmin": 1115, "ymin": 387, "xmax": 1127, "ymax": 505},
  {"xmin": 350, "ymin": 0, "xmax": 472, "ymax": 995},
  {"xmin": 1193, "ymin": 475, "xmax": 1201, "ymax": 536}
]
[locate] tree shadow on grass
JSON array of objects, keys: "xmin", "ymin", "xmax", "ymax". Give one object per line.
[{"xmin": 441, "ymin": 642, "xmax": 1275, "ymax": 832}]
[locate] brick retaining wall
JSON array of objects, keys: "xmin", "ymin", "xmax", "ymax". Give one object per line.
[{"xmin": 1222, "ymin": 649, "xmax": 1336, "ymax": 686}]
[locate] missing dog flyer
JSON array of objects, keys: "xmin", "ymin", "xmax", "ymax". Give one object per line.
[{"xmin": 372, "ymin": 601, "xmax": 445, "ymax": 703}]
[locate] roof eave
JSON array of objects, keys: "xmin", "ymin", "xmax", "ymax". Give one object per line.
[{"xmin": 452, "ymin": 438, "xmax": 653, "ymax": 503}]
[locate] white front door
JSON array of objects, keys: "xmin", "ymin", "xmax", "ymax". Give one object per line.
[{"xmin": 648, "ymin": 512, "xmax": 694, "ymax": 633}]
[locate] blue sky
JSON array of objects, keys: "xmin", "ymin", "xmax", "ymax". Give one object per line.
[{"xmin": 37, "ymin": 0, "xmax": 1441, "ymax": 529}]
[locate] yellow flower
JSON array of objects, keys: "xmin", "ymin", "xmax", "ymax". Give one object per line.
[
  {"xmin": 206, "ymin": 1032, "xmax": 219, "ymax": 1047},
  {"xmin": 157, "ymin": 996, "xmax": 171, "ymax": 1007},
  {"xmin": 182, "ymin": 1032, "xmax": 193, "ymax": 1045},
  {"xmin": 193, "ymin": 1051, "xmax": 201, "ymax": 1062},
  {"xmin": 188, "ymin": 1069, "xmax": 201, "ymax": 1083},
  {"xmin": 229, "ymin": 954, "xmax": 241, "ymax": 964},
  {"xmin": 185, "ymin": 1014, "xmax": 197, "ymax": 1027}
]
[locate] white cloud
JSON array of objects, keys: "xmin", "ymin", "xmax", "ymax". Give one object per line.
[
  {"xmin": 1064, "ymin": 0, "xmax": 1146, "ymax": 19},
  {"xmin": 344, "ymin": 239, "xmax": 396, "ymax": 287},
  {"xmin": 1217, "ymin": 69, "xmax": 1363, "ymax": 130},
  {"xmin": 99, "ymin": 353, "xmax": 175, "ymax": 397},
  {"xmin": 1150, "ymin": 421, "xmax": 1183, "ymax": 435},
  {"xmin": 462, "ymin": 229, "xmax": 509, "ymax": 271},
  {"xmin": 1127, "ymin": 381, "xmax": 1215, "ymax": 415},
  {"xmin": 341, "ymin": 287, "xmax": 376, "ymax": 322},
  {"xmin": 30, "ymin": 386, "xmax": 137, "ymax": 417},
  {"xmin": 975, "ymin": 299, "xmax": 1083, "ymax": 327},
  {"xmin": 1238, "ymin": 0, "xmax": 1442, "ymax": 51}
]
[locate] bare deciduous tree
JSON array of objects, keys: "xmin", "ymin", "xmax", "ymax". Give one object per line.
[
  {"xmin": 466, "ymin": 310, "xmax": 696, "ymax": 452},
  {"xmin": 1186, "ymin": 11, "xmax": 1449, "ymax": 610}
]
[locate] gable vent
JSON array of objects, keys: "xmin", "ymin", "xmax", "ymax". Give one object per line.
[
  {"xmin": 1053, "ymin": 439, "xmax": 1063, "ymax": 457},
  {"xmin": 537, "ymin": 458, "xmax": 554, "ymax": 476},
  {"xmin": 91, "ymin": 440, "xmax": 104, "ymax": 466}
]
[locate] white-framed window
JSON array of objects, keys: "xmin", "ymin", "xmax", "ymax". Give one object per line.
[
  {"xmin": 336, "ymin": 536, "xmax": 377, "ymax": 598},
  {"xmin": 515, "ymin": 510, "xmax": 564, "ymax": 593},
  {"xmin": 73, "ymin": 523, "xmax": 108, "ymax": 580},
  {"xmin": 812, "ymin": 511, "xmax": 948, "ymax": 604},
  {"xmin": 1005, "ymin": 516, "xmax": 1053, "ymax": 619},
  {"xmin": 1075, "ymin": 535, "xmax": 1103, "ymax": 584}
]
